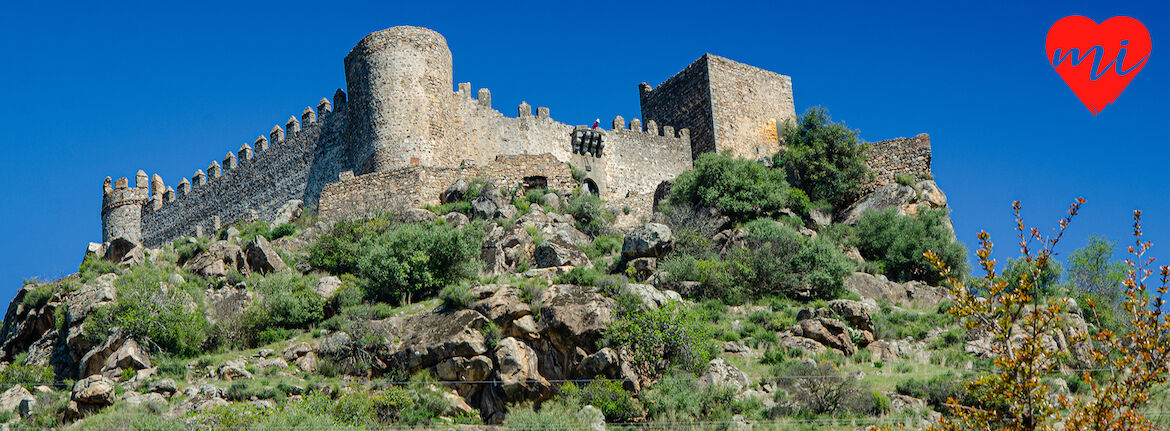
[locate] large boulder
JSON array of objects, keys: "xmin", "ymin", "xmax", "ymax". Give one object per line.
[
  {"xmin": 273, "ymin": 199, "xmax": 304, "ymax": 225},
  {"xmin": 0, "ymin": 385, "xmax": 33, "ymax": 416},
  {"xmin": 533, "ymin": 238, "xmax": 590, "ymax": 268},
  {"xmin": 472, "ymin": 285, "xmax": 531, "ymax": 328},
  {"xmin": 622, "ymin": 223, "xmax": 673, "ymax": 260},
  {"xmin": 537, "ymin": 285, "xmax": 616, "ymax": 351},
  {"xmin": 79, "ymin": 329, "xmax": 151, "ymax": 378},
  {"xmin": 698, "ymin": 358, "xmax": 750, "ymax": 392},
  {"xmin": 105, "ymin": 236, "xmax": 145, "ymax": 266},
  {"xmin": 218, "ymin": 359, "xmax": 253, "ymax": 381},
  {"xmin": 827, "ymin": 299, "xmax": 876, "ymax": 333},
  {"xmin": 494, "ymin": 337, "xmax": 551, "ymax": 400},
  {"xmin": 402, "ymin": 208, "xmax": 438, "ymax": 223},
  {"xmin": 184, "ymin": 241, "xmax": 248, "ymax": 278},
  {"xmin": 314, "ymin": 276, "xmax": 342, "ymax": 299},
  {"xmin": 841, "ymin": 180, "xmax": 954, "ymax": 239},
  {"xmin": 245, "ymin": 235, "xmax": 286, "ymax": 274},
  {"xmin": 206, "ymin": 286, "xmax": 254, "ymax": 324},
  {"xmin": 471, "ymin": 196, "xmax": 500, "ymax": 220},
  {"xmin": 843, "ymin": 272, "xmax": 949, "ymax": 309},
  {"xmin": 383, "ymin": 309, "xmax": 492, "ymax": 372},
  {"xmin": 66, "ymin": 375, "xmax": 116, "ymax": 420},
  {"xmin": 792, "ymin": 317, "xmax": 856, "ymax": 356},
  {"xmin": 442, "ymin": 178, "xmax": 471, "ymax": 204}
]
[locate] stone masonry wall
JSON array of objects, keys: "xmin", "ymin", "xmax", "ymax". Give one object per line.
[
  {"xmin": 861, "ymin": 133, "xmax": 932, "ymax": 194},
  {"xmin": 138, "ymin": 101, "xmax": 346, "ymax": 247},
  {"xmin": 705, "ymin": 54, "xmax": 794, "ymax": 160},
  {"xmin": 603, "ymin": 117, "xmax": 693, "ymax": 198},
  {"xmin": 317, "ymin": 153, "xmax": 574, "ymax": 221},
  {"xmin": 639, "ymin": 57, "xmax": 713, "ymax": 161}
]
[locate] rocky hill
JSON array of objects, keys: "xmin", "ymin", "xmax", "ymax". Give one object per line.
[{"xmin": 0, "ymin": 132, "xmax": 1150, "ymax": 430}]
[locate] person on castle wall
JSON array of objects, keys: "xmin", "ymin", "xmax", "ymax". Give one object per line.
[{"xmin": 592, "ymin": 118, "xmax": 600, "ymax": 129}]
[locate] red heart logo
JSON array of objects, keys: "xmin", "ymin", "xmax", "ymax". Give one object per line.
[{"xmin": 1046, "ymin": 16, "xmax": 1151, "ymax": 115}]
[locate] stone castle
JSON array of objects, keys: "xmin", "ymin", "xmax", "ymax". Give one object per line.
[{"xmin": 101, "ymin": 26, "xmax": 933, "ymax": 247}]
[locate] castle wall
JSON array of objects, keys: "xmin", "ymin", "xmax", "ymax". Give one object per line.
[
  {"xmin": 861, "ymin": 133, "xmax": 932, "ymax": 194},
  {"xmin": 101, "ymin": 175, "xmax": 149, "ymax": 243},
  {"xmin": 639, "ymin": 58, "xmax": 714, "ymax": 160},
  {"xmin": 602, "ymin": 118, "xmax": 693, "ymax": 198},
  {"xmin": 137, "ymin": 104, "xmax": 346, "ymax": 247},
  {"xmin": 317, "ymin": 153, "xmax": 575, "ymax": 221},
  {"xmin": 705, "ymin": 55, "xmax": 793, "ymax": 160},
  {"xmin": 344, "ymin": 26, "xmax": 454, "ymax": 174},
  {"xmin": 639, "ymin": 54, "xmax": 794, "ymax": 161}
]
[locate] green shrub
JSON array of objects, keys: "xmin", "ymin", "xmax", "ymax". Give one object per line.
[
  {"xmin": 0, "ymin": 363, "xmax": 55, "ymax": 385},
  {"xmin": 605, "ymin": 301, "xmax": 718, "ymax": 374},
  {"xmin": 74, "ymin": 406, "xmax": 184, "ymax": 431},
  {"xmin": 439, "ymin": 284, "xmax": 476, "ymax": 309},
  {"xmin": 854, "ymin": 207, "xmax": 968, "ymax": 285},
  {"xmin": 777, "ymin": 107, "xmax": 870, "ymax": 211},
  {"xmin": 581, "ymin": 233, "xmax": 622, "ymax": 260},
  {"xmin": 20, "ymin": 283, "xmax": 54, "ymax": 309},
  {"xmin": 308, "ymin": 216, "xmax": 484, "ymax": 303},
  {"xmin": 524, "ymin": 188, "xmax": 548, "ymax": 206},
  {"xmin": 668, "ymin": 151, "xmax": 789, "ymax": 222},
  {"xmin": 503, "ymin": 400, "xmax": 590, "ymax": 430},
  {"xmin": 871, "ymin": 390, "xmax": 892, "ymax": 415},
  {"xmin": 85, "ymin": 263, "xmax": 211, "ymax": 357},
  {"xmin": 896, "ymin": 174, "xmax": 915, "ymax": 186},
  {"xmin": 772, "ymin": 360, "xmax": 872, "ymax": 415},
  {"xmin": 642, "ymin": 373, "xmax": 756, "ymax": 424},
  {"xmin": 558, "ymin": 380, "xmax": 641, "ymax": 422},
  {"xmin": 895, "ymin": 374, "xmax": 973, "ymax": 409},
  {"xmin": 78, "ymin": 253, "xmax": 118, "ymax": 282},
  {"xmin": 229, "ymin": 220, "xmax": 271, "ymax": 244},
  {"xmin": 662, "ymin": 223, "xmax": 852, "ymax": 301},
  {"xmin": 269, "ymin": 223, "xmax": 298, "ymax": 240},
  {"xmin": 565, "ymin": 191, "xmax": 613, "ymax": 236},
  {"xmin": 555, "ymin": 266, "xmax": 604, "ymax": 287}
]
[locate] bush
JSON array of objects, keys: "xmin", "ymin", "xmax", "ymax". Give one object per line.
[
  {"xmin": 896, "ymin": 375, "xmax": 974, "ymax": 410},
  {"xmin": 229, "ymin": 220, "xmax": 271, "ymax": 244},
  {"xmin": 668, "ymin": 151, "xmax": 789, "ymax": 222},
  {"xmin": 854, "ymin": 207, "xmax": 967, "ymax": 285},
  {"xmin": 662, "ymin": 222, "xmax": 853, "ymax": 301},
  {"xmin": 642, "ymin": 373, "xmax": 758, "ymax": 424},
  {"xmin": 554, "ymin": 266, "xmax": 604, "ymax": 287},
  {"xmin": 269, "ymin": 223, "xmax": 298, "ymax": 240},
  {"xmin": 558, "ymin": 380, "xmax": 641, "ymax": 422},
  {"xmin": 581, "ymin": 233, "xmax": 622, "ymax": 260},
  {"xmin": 772, "ymin": 360, "xmax": 872, "ymax": 415},
  {"xmin": 78, "ymin": 253, "xmax": 118, "ymax": 283},
  {"xmin": 439, "ymin": 284, "xmax": 476, "ymax": 309},
  {"xmin": 308, "ymin": 216, "xmax": 484, "ymax": 303},
  {"xmin": 503, "ymin": 400, "xmax": 591, "ymax": 430},
  {"xmin": 85, "ymin": 263, "xmax": 211, "ymax": 357},
  {"xmin": 565, "ymin": 191, "xmax": 613, "ymax": 236},
  {"xmin": 605, "ymin": 301, "xmax": 719, "ymax": 374},
  {"xmin": 20, "ymin": 283, "xmax": 54, "ymax": 309},
  {"xmin": 0, "ymin": 363, "xmax": 55, "ymax": 385},
  {"xmin": 777, "ymin": 107, "xmax": 870, "ymax": 211}
]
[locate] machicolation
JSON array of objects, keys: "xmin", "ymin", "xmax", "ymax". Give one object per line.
[{"xmin": 100, "ymin": 25, "xmax": 934, "ymax": 247}]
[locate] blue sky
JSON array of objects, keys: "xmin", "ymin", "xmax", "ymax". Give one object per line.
[{"xmin": 0, "ymin": 0, "xmax": 1166, "ymax": 307}]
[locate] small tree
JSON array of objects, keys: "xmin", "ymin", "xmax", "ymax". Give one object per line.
[
  {"xmin": 924, "ymin": 199, "xmax": 1170, "ymax": 431},
  {"xmin": 777, "ymin": 107, "xmax": 871, "ymax": 211},
  {"xmin": 668, "ymin": 151, "xmax": 789, "ymax": 222}
]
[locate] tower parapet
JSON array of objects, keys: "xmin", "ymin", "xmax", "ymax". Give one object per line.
[
  {"xmin": 100, "ymin": 171, "xmax": 149, "ymax": 243},
  {"xmin": 344, "ymin": 26, "xmax": 453, "ymax": 174}
]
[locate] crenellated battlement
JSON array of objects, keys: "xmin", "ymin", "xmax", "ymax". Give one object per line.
[{"xmin": 98, "ymin": 25, "xmax": 932, "ymax": 247}]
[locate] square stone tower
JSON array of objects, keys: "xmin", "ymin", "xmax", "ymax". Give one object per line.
[{"xmin": 639, "ymin": 54, "xmax": 795, "ymax": 161}]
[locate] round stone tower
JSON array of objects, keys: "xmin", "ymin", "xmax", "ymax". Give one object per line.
[
  {"xmin": 100, "ymin": 170, "xmax": 149, "ymax": 243},
  {"xmin": 343, "ymin": 26, "xmax": 454, "ymax": 174}
]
